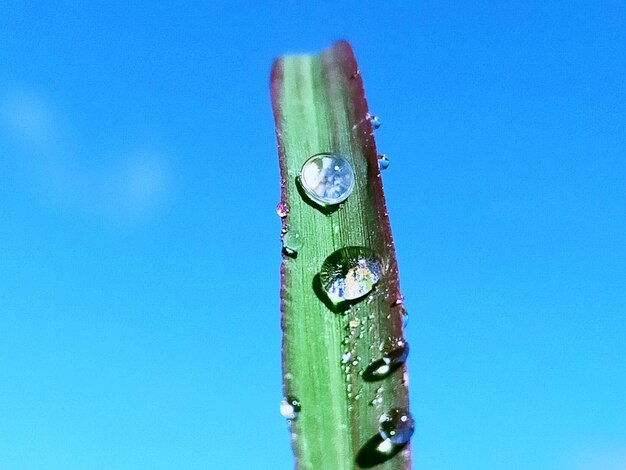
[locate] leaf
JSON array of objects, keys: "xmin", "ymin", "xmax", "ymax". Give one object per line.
[{"xmin": 271, "ymin": 41, "xmax": 411, "ymax": 469}]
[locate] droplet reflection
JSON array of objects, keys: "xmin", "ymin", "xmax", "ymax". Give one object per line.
[
  {"xmin": 276, "ymin": 201, "xmax": 289, "ymax": 218},
  {"xmin": 299, "ymin": 153, "xmax": 355, "ymax": 207},
  {"xmin": 282, "ymin": 231, "xmax": 302, "ymax": 257},
  {"xmin": 378, "ymin": 155, "xmax": 390, "ymax": 170},
  {"xmin": 319, "ymin": 247, "xmax": 382, "ymax": 304},
  {"xmin": 363, "ymin": 342, "xmax": 409, "ymax": 381},
  {"xmin": 370, "ymin": 115, "xmax": 381, "ymax": 129},
  {"xmin": 378, "ymin": 408, "xmax": 414, "ymax": 446},
  {"xmin": 280, "ymin": 396, "xmax": 301, "ymax": 420}
]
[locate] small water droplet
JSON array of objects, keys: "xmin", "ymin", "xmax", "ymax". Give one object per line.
[
  {"xmin": 369, "ymin": 114, "xmax": 381, "ymax": 129},
  {"xmin": 379, "ymin": 409, "xmax": 415, "ymax": 446},
  {"xmin": 371, "ymin": 395, "xmax": 384, "ymax": 407},
  {"xmin": 378, "ymin": 155, "xmax": 390, "ymax": 170},
  {"xmin": 342, "ymin": 352, "xmax": 352, "ymax": 364},
  {"xmin": 276, "ymin": 201, "xmax": 289, "ymax": 218},
  {"xmin": 349, "ymin": 319, "xmax": 361, "ymax": 329},
  {"xmin": 282, "ymin": 231, "xmax": 302, "ymax": 257},
  {"xmin": 320, "ymin": 247, "xmax": 382, "ymax": 304},
  {"xmin": 280, "ymin": 396, "xmax": 301, "ymax": 420},
  {"xmin": 299, "ymin": 153, "xmax": 355, "ymax": 206},
  {"xmin": 364, "ymin": 342, "xmax": 409, "ymax": 381}
]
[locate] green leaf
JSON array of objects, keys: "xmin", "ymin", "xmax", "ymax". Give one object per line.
[{"xmin": 271, "ymin": 41, "xmax": 411, "ymax": 469}]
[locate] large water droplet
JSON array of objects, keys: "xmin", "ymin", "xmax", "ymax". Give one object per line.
[
  {"xmin": 280, "ymin": 396, "xmax": 301, "ymax": 420},
  {"xmin": 379, "ymin": 408, "xmax": 414, "ymax": 446},
  {"xmin": 282, "ymin": 231, "xmax": 302, "ymax": 257},
  {"xmin": 320, "ymin": 247, "xmax": 382, "ymax": 304},
  {"xmin": 378, "ymin": 155, "xmax": 390, "ymax": 170},
  {"xmin": 369, "ymin": 114, "xmax": 381, "ymax": 129},
  {"xmin": 276, "ymin": 201, "xmax": 289, "ymax": 218},
  {"xmin": 299, "ymin": 153, "xmax": 355, "ymax": 206},
  {"xmin": 363, "ymin": 342, "xmax": 409, "ymax": 381}
]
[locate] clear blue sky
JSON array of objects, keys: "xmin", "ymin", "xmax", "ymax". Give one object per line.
[{"xmin": 0, "ymin": 2, "xmax": 624, "ymax": 469}]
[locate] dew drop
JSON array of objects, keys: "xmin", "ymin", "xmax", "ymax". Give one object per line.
[
  {"xmin": 363, "ymin": 342, "xmax": 409, "ymax": 381},
  {"xmin": 276, "ymin": 201, "xmax": 289, "ymax": 218},
  {"xmin": 299, "ymin": 153, "xmax": 355, "ymax": 206},
  {"xmin": 371, "ymin": 395, "xmax": 383, "ymax": 407},
  {"xmin": 280, "ymin": 396, "xmax": 301, "ymax": 420},
  {"xmin": 342, "ymin": 352, "xmax": 352, "ymax": 364},
  {"xmin": 320, "ymin": 247, "xmax": 382, "ymax": 304},
  {"xmin": 378, "ymin": 408, "xmax": 414, "ymax": 446},
  {"xmin": 369, "ymin": 114, "xmax": 381, "ymax": 129},
  {"xmin": 378, "ymin": 155, "xmax": 390, "ymax": 170},
  {"xmin": 282, "ymin": 231, "xmax": 302, "ymax": 257}
]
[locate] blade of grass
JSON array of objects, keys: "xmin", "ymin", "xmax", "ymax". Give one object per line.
[{"xmin": 271, "ymin": 41, "xmax": 411, "ymax": 470}]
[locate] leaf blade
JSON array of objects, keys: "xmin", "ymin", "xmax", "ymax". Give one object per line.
[{"xmin": 272, "ymin": 41, "xmax": 411, "ymax": 470}]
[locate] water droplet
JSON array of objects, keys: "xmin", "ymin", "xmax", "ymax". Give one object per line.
[
  {"xmin": 320, "ymin": 247, "xmax": 382, "ymax": 304},
  {"xmin": 379, "ymin": 409, "xmax": 414, "ymax": 446},
  {"xmin": 378, "ymin": 155, "xmax": 390, "ymax": 170},
  {"xmin": 369, "ymin": 114, "xmax": 381, "ymax": 129},
  {"xmin": 349, "ymin": 319, "xmax": 361, "ymax": 329},
  {"xmin": 280, "ymin": 396, "xmax": 301, "ymax": 420},
  {"xmin": 282, "ymin": 231, "xmax": 302, "ymax": 257},
  {"xmin": 299, "ymin": 153, "xmax": 355, "ymax": 206},
  {"xmin": 276, "ymin": 201, "xmax": 289, "ymax": 218},
  {"xmin": 371, "ymin": 395, "xmax": 384, "ymax": 407},
  {"xmin": 342, "ymin": 352, "xmax": 352, "ymax": 364},
  {"xmin": 363, "ymin": 342, "xmax": 409, "ymax": 381}
]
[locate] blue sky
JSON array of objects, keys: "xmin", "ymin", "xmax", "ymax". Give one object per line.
[{"xmin": 0, "ymin": 1, "xmax": 624, "ymax": 469}]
